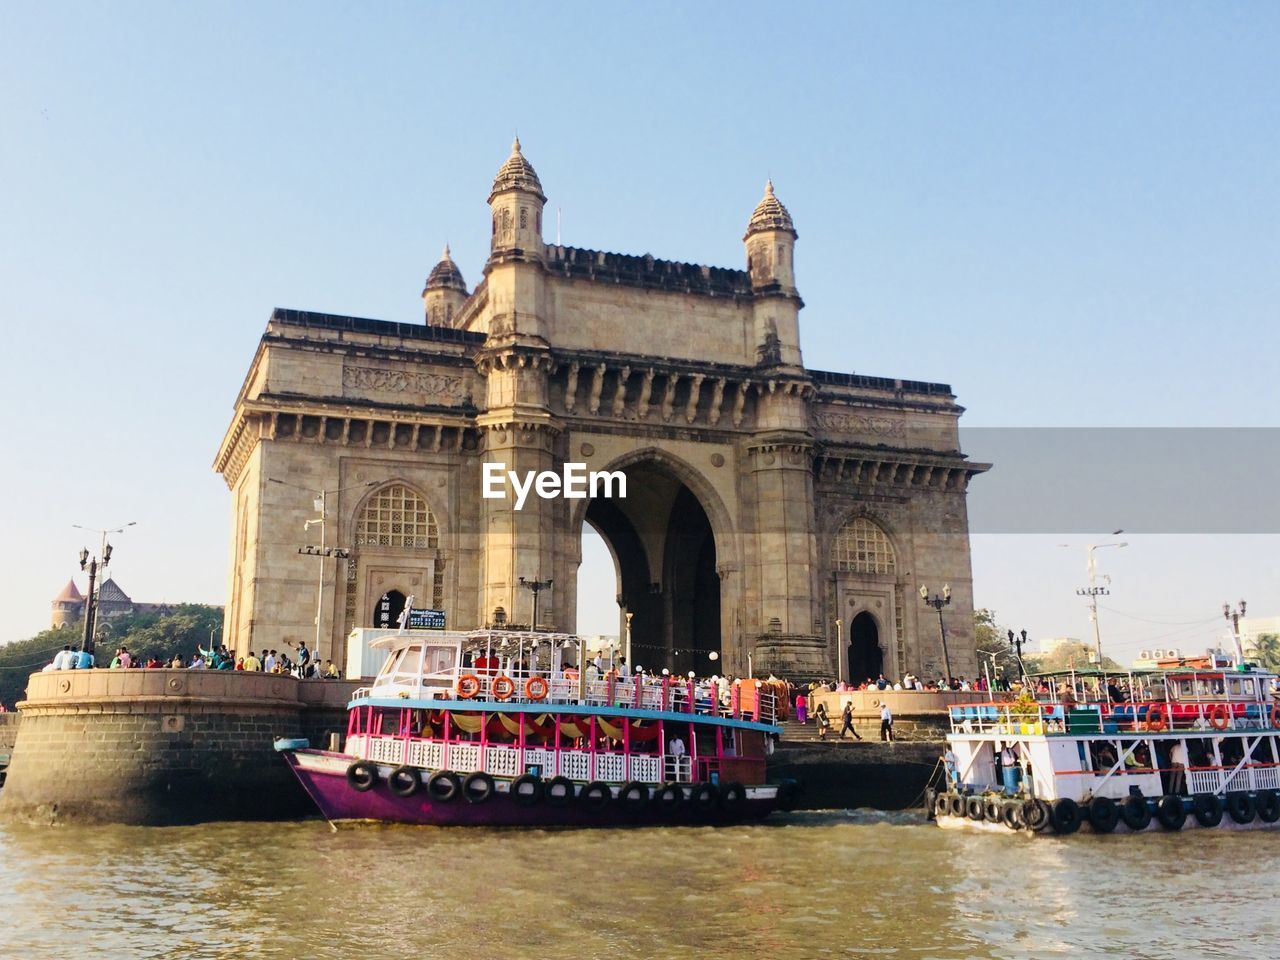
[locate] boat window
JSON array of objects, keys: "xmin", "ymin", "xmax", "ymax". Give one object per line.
[
  {"xmin": 424, "ymin": 645, "xmax": 457, "ymax": 675},
  {"xmin": 1176, "ymin": 679, "xmax": 1194, "ymax": 699},
  {"xmin": 1228, "ymin": 679, "xmax": 1242, "ymax": 697}
]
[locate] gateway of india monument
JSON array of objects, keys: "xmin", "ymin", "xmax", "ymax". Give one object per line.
[{"xmin": 214, "ymin": 140, "xmax": 989, "ymax": 681}]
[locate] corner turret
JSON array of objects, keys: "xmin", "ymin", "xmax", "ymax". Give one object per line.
[
  {"xmin": 488, "ymin": 137, "xmax": 546, "ymax": 259},
  {"xmin": 744, "ymin": 181, "xmax": 803, "ymax": 368}
]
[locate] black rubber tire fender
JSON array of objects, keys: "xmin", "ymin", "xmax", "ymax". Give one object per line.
[
  {"xmin": 965, "ymin": 796, "xmax": 985, "ymax": 821},
  {"xmin": 1087, "ymin": 796, "xmax": 1119, "ymax": 834},
  {"xmin": 462, "ymin": 771, "xmax": 495, "ymax": 805},
  {"xmin": 1050, "ymin": 797, "xmax": 1082, "ymax": 835},
  {"xmin": 543, "ymin": 776, "xmax": 574, "ymax": 808},
  {"xmin": 346, "ymin": 760, "xmax": 378, "ymax": 793},
  {"xmin": 934, "ymin": 792, "xmax": 952, "ymax": 819},
  {"xmin": 1155, "ymin": 794, "xmax": 1186, "ymax": 830},
  {"xmin": 654, "ymin": 782, "xmax": 685, "ymax": 816},
  {"xmin": 1120, "ymin": 795, "xmax": 1152, "ymax": 831},
  {"xmin": 1022, "ymin": 798, "xmax": 1049, "ymax": 831},
  {"xmin": 426, "ymin": 770, "xmax": 461, "ymax": 803},
  {"xmin": 1256, "ymin": 790, "xmax": 1280, "ymax": 824},
  {"xmin": 1001, "ymin": 801, "xmax": 1024, "ymax": 830},
  {"xmin": 510, "ymin": 773, "xmax": 544, "ymax": 808},
  {"xmin": 619, "ymin": 780, "xmax": 649, "ymax": 814},
  {"xmin": 1226, "ymin": 792, "xmax": 1256, "ymax": 825},
  {"xmin": 983, "ymin": 797, "xmax": 1003, "ymax": 822},
  {"xmin": 388, "ymin": 765, "xmax": 420, "ymax": 798},
  {"xmin": 1191, "ymin": 793, "xmax": 1223, "ymax": 828},
  {"xmin": 719, "ymin": 782, "xmax": 747, "ymax": 817},
  {"xmin": 691, "ymin": 782, "xmax": 720, "ymax": 815},
  {"xmin": 580, "ymin": 781, "xmax": 612, "ymax": 811}
]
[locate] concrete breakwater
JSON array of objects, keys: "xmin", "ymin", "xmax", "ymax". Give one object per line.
[{"xmin": 0, "ymin": 670, "xmax": 357, "ymax": 826}]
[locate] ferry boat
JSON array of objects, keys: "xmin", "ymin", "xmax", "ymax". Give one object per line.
[
  {"xmin": 276, "ymin": 629, "xmax": 795, "ymax": 826},
  {"xmin": 931, "ymin": 663, "xmax": 1280, "ymax": 835}
]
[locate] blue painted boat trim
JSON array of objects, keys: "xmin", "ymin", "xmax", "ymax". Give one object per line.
[{"xmin": 346, "ymin": 696, "xmax": 782, "ymax": 734}]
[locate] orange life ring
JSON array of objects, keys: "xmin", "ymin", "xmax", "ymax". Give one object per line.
[
  {"xmin": 525, "ymin": 676, "xmax": 550, "ymax": 701},
  {"xmin": 1208, "ymin": 703, "xmax": 1230, "ymax": 731},
  {"xmin": 492, "ymin": 675, "xmax": 516, "ymax": 701},
  {"xmin": 457, "ymin": 674, "xmax": 482, "ymax": 699},
  {"xmin": 1270, "ymin": 702, "xmax": 1280, "ymax": 729},
  {"xmin": 1144, "ymin": 703, "xmax": 1167, "ymax": 732}
]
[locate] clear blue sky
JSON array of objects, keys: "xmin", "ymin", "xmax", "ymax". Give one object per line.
[{"xmin": 2, "ymin": 3, "xmax": 1276, "ymax": 660}]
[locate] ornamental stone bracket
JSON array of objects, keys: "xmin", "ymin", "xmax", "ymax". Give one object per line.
[{"xmin": 473, "ymin": 343, "xmax": 556, "ymax": 377}]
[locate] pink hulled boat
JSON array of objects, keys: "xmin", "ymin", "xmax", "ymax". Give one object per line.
[{"xmin": 276, "ymin": 630, "xmax": 795, "ymax": 826}]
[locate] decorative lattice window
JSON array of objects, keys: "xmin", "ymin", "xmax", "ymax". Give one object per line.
[
  {"xmin": 832, "ymin": 517, "xmax": 896, "ymax": 575},
  {"xmin": 354, "ymin": 484, "xmax": 438, "ymax": 549}
]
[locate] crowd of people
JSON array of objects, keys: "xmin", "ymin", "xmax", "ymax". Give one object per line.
[{"xmin": 44, "ymin": 639, "xmax": 342, "ymax": 679}]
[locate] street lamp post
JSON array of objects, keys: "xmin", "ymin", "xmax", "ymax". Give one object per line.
[
  {"xmin": 73, "ymin": 521, "xmax": 136, "ymax": 655},
  {"xmin": 1008, "ymin": 628, "xmax": 1029, "ymax": 688},
  {"xmin": 518, "ymin": 576, "xmax": 553, "ymax": 632},
  {"xmin": 919, "ymin": 583, "xmax": 953, "ymax": 686},
  {"xmin": 624, "ymin": 611, "xmax": 634, "ymax": 665},
  {"xmin": 1065, "ymin": 535, "xmax": 1127, "ymax": 679},
  {"xmin": 1224, "ymin": 599, "xmax": 1247, "ymax": 665},
  {"xmin": 269, "ymin": 478, "xmax": 374, "ymax": 661}
]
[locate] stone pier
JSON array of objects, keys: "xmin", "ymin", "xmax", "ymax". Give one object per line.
[{"xmin": 0, "ymin": 670, "xmax": 357, "ymax": 826}]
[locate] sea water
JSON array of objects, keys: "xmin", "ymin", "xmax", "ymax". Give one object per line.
[{"xmin": 1, "ymin": 810, "xmax": 1274, "ymax": 959}]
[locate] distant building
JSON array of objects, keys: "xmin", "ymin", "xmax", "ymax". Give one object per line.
[
  {"xmin": 1038, "ymin": 636, "xmax": 1083, "ymax": 656},
  {"xmin": 49, "ymin": 577, "xmax": 218, "ymax": 630},
  {"xmin": 1131, "ymin": 647, "xmax": 1184, "ymax": 669}
]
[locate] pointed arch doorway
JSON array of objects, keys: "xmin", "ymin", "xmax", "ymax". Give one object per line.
[{"xmin": 847, "ymin": 611, "xmax": 883, "ymax": 685}]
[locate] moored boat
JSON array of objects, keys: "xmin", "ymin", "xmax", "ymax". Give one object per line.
[
  {"xmin": 277, "ymin": 629, "xmax": 795, "ymax": 826},
  {"xmin": 931, "ymin": 664, "xmax": 1280, "ymax": 835}
]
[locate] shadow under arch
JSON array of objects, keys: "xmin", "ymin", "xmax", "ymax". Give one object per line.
[{"xmin": 571, "ymin": 447, "xmax": 737, "ymax": 675}]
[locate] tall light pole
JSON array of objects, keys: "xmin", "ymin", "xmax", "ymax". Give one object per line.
[
  {"xmin": 73, "ymin": 521, "xmax": 136, "ymax": 655},
  {"xmin": 920, "ymin": 583, "xmax": 953, "ymax": 686},
  {"xmin": 1224, "ymin": 599, "xmax": 1247, "ymax": 665},
  {"xmin": 1063, "ymin": 534, "xmax": 1127, "ymax": 675},
  {"xmin": 624, "ymin": 611, "xmax": 634, "ymax": 665},
  {"xmin": 269, "ymin": 478, "xmax": 374, "ymax": 661},
  {"xmin": 518, "ymin": 576, "xmax": 553, "ymax": 632}
]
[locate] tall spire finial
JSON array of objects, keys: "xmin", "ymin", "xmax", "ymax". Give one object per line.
[
  {"xmin": 512, "ymin": 135, "xmax": 521, "ymax": 154},
  {"xmin": 442, "ymin": 243, "xmax": 451, "ymax": 260},
  {"xmin": 765, "ymin": 178, "xmax": 774, "ymax": 195}
]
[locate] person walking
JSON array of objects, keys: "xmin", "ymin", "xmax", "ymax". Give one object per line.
[
  {"xmin": 880, "ymin": 702, "xmax": 894, "ymax": 742},
  {"xmin": 815, "ymin": 702, "xmax": 831, "ymax": 740},
  {"xmin": 840, "ymin": 702, "xmax": 862, "ymax": 740},
  {"xmin": 795, "ymin": 692, "xmax": 808, "ymax": 724}
]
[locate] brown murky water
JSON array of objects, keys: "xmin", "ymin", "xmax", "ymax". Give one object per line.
[{"xmin": 1, "ymin": 810, "xmax": 1276, "ymax": 959}]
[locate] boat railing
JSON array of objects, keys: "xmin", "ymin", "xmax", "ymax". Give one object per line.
[
  {"xmin": 356, "ymin": 666, "xmax": 778, "ymax": 724},
  {"xmin": 950, "ymin": 699, "xmax": 1280, "ymax": 736}
]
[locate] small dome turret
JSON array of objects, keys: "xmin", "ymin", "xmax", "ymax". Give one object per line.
[
  {"xmin": 423, "ymin": 244, "xmax": 469, "ymax": 326},
  {"xmin": 488, "ymin": 137, "xmax": 545, "ymax": 203},
  {"xmin": 424, "ymin": 244, "xmax": 467, "ymax": 293},
  {"xmin": 744, "ymin": 179, "xmax": 796, "ymax": 239}
]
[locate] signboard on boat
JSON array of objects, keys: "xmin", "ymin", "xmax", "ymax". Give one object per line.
[{"xmin": 406, "ymin": 608, "xmax": 446, "ymax": 631}]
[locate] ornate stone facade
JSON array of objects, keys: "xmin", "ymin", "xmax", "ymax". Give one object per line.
[{"xmin": 214, "ymin": 141, "xmax": 989, "ymax": 681}]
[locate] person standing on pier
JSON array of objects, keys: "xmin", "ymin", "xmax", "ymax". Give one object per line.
[{"xmin": 879, "ymin": 703, "xmax": 894, "ymax": 741}]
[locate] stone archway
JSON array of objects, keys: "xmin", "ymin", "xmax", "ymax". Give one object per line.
[
  {"xmin": 848, "ymin": 611, "xmax": 883, "ymax": 685},
  {"xmin": 576, "ymin": 456, "xmax": 723, "ymax": 676},
  {"xmin": 373, "ymin": 589, "xmax": 407, "ymax": 629}
]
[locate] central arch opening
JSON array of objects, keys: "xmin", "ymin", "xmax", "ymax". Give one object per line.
[{"xmin": 576, "ymin": 459, "xmax": 721, "ymax": 676}]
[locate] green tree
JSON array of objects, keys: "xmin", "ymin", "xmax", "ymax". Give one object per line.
[
  {"xmin": 1248, "ymin": 633, "xmax": 1280, "ymax": 672},
  {"xmin": 0, "ymin": 605, "xmax": 224, "ymax": 709},
  {"xmin": 1023, "ymin": 639, "xmax": 1123, "ymax": 675},
  {"xmin": 974, "ymin": 609, "xmax": 1021, "ymax": 685}
]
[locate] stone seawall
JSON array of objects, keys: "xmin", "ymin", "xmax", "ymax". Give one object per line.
[
  {"xmin": 0, "ymin": 713, "xmax": 18, "ymax": 756},
  {"xmin": 0, "ymin": 670, "xmax": 357, "ymax": 826},
  {"xmin": 772, "ymin": 740, "xmax": 944, "ymax": 811}
]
